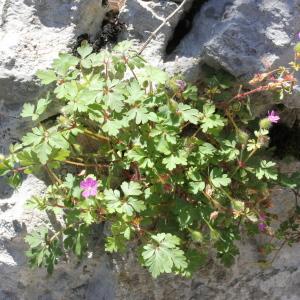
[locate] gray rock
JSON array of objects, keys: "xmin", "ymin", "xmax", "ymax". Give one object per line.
[
  {"xmin": 0, "ymin": 0, "xmax": 107, "ymax": 107},
  {"xmin": 1, "ymin": 0, "xmax": 300, "ymax": 299},
  {"xmin": 120, "ymin": 0, "xmax": 300, "ymax": 110}
]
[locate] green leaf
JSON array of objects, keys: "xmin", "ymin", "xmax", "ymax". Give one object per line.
[
  {"xmin": 189, "ymin": 181, "xmax": 205, "ymax": 195},
  {"xmin": 8, "ymin": 173, "xmax": 22, "ymax": 188},
  {"xmin": 17, "ymin": 150, "xmax": 39, "ymax": 166},
  {"xmin": 142, "ymin": 233, "xmax": 187, "ymax": 278},
  {"xmin": 21, "ymin": 103, "xmax": 35, "ymax": 119},
  {"xmin": 22, "ymin": 127, "xmax": 44, "ymax": 146},
  {"xmin": 119, "ymin": 198, "xmax": 146, "ymax": 216},
  {"xmin": 121, "ymin": 181, "xmax": 143, "ymax": 197},
  {"xmin": 51, "ymin": 149, "xmax": 70, "ymax": 162},
  {"xmin": 162, "ymin": 151, "xmax": 187, "ymax": 171},
  {"xmin": 127, "ymin": 147, "xmax": 154, "ymax": 169},
  {"xmin": 210, "ymin": 168, "xmax": 231, "ymax": 188},
  {"xmin": 105, "ymin": 92, "xmax": 125, "ymax": 113},
  {"xmin": 77, "ymin": 40, "xmax": 93, "ymax": 59},
  {"xmin": 182, "ymin": 250, "xmax": 207, "ymax": 277},
  {"xmin": 102, "ymin": 120, "xmax": 122, "ymax": 136},
  {"xmin": 177, "ymin": 103, "xmax": 200, "ymax": 125},
  {"xmin": 104, "ymin": 188, "xmax": 121, "ymax": 212},
  {"xmin": 220, "ymin": 140, "xmax": 239, "ymax": 161},
  {"xmin": 80, "ymin": 211, "xmax": 94, "ymax": 225},
  {"xmin": 125, "ymin": 80, "xmax": 145, "ymax": 104},
  {"xmin": 0, "ymin": 160, "xmax": 12, "ymax": 176},
  {"xmin": 113, "ymin": 40, "xmax": 133, "ymax": 52},
  {"xmin": 156, "ymin": 135, "xmax": 171, "ymax": 155},
  {"xmin": 52, "ymin": 53, "xmax": 79, "ymax": 76},
  {"xmin": 21, "ymin": 98, "xmax": 50, "ymax": 121},
  {"xmin": 35, "ymin": 142, "xmax": 52, "ymax": 164},
  {"xmin": 256, "ymin": 160, "xmax": 278, "ymax": 180},
  {"xmin": 127, "ymin": 107, "xmax": 157, "ymax": 124},
  {"xmin": 200, "ymin": 103, "xmax": 225, "ymax": 132},
  {"xmin": 54, "ymin": 81, "xmax": 78, "ymax": 100},
  {"xmin": 111, "ymin": 221, "xmax": 132, "ymax": 240},
  {"xmin": 36, "ymin": 69, "xmax": 57, "ymax": 84},
  {"xmin": 48, "ymin": 132, "xmax": 69, "ymax": 150},
  {"xmin": 142, "ymin": 66, "xmax": 168, "ymax": 84},
  {"xmin": 25, "ymin": 227, "xmax": 48, "ymax": 248},
  {"xmin": 105, "ymin": 236, "xmax": 126, "ymax": 253}
]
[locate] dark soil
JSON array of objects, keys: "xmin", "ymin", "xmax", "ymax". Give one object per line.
[
  {"xmin": 269, "ymin": 120, "xmax": 300, "ymax": 160},
  {"xmin": 72, "ymin": 10, "xmax": 124, "ymax": 56}
]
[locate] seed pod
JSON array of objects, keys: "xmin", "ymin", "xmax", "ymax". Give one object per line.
[
  {"xmin": 231, "ymin": 101, "xmax": 241, "ymax": 112},
  {"xmin": 259, "ymin": 117, "xmax": 272, "ymax": 129},
  {"xmin": 236, "ymin": 129, "xmax": 249, "ymax": 145},
  {"xmin": 188, "ymin": 229, "xmax": 203, "ymax": 243}
]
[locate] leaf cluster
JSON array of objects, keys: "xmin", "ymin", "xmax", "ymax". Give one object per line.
[{"xmin": 1, "ymin": 41, "xmax": 300, "ymax": 277}]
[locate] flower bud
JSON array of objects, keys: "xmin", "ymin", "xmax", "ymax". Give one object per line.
[
  {"xmin": 259, "ymin": 117, "xmax": 272, "ymax": 129},
  {"xmin": 231, "ymin": 102, "xmax": 241, "ymax": 112},
  {"xmin": 188, "ymin": 229, "xmax": 203, "ymax": 243},
  {"xmin": 236, "ymin": 129, "xmax": 249, "ymax": 145},
  {"xmin": 210, "ymin": 211, "xmax": 219, "ymax": 221},
  {"xmin": 257, "ymin": 135, "xmax": 270, "ymax": 147},
  {"xmin": 176, "ymin": 79, "xmax": 187, "ymax": 92}
]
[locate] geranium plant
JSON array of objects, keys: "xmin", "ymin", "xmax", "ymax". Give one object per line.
[{"xmin": 1, "ymin": 40, "xmax": 300, "ymax": 277}]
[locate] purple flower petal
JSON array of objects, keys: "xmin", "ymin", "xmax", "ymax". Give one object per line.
[
  {"xmin": 176, "ymin": 79, "xmax": 187, "ymax": 92},
  {"xmin": 89, "ymin": 187, "xmax": 98, "ymax": 197},
  {"xmin": 82, "ymin": 189, "xmax": 92, "ymax": 198},
  {"xmin": 258, "ymin": 222, "xmax": 266, "ymax": 232},
  {"xmin": 259, "ymin": 213, "xmax": 266, "ymax": 222},
  {"xmin": 80, "ymin": 177, "xmax": 98, "ymax": 199},
  {"xmin": 267, "ymin": 110, "xmax": 280, "ymax": 123}
]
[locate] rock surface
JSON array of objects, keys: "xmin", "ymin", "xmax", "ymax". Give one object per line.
[
  {"xmin": 121, "ymin": 0, "xmax": 300, "ymax": 76},
  {"xmin": 120, "ymin": 0, "xmax": 300, "ymax": 111},
  {"xmin": 1, "ymin": 0, "xmax": 300, "ymax": 299},
  {"xmin": 0, "ymin": 0, "xmax": 106, "ymax": 105}
]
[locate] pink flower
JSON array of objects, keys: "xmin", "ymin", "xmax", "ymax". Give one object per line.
[
  {"xmin": 267, "ymin": 110, "xmax": 280, "ymax": 123},
  {"xmin": 298, "ymin": 32, "xmax": 300, "ymax": 40},
  {"xmin": 258, "ymin": 213, "xmax": 266, "ymax": 232},
  {"xmin": 258, "ymin": 222, "xmax": 266, "ymax": 232},
  {"xmin": 176, "ymin": 79, "xmax": 187, "ymax": 92},
  {"xmin": 80, "ymin": 177, "xmax": 98, "ymax": 198}
]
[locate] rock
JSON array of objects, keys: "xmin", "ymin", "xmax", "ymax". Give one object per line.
[
  {"xmin": 0, "ymin": 0, "xmax": 108, "ymax": 154},
  {"xmin": 0, "ymin": 0, "xmax": 107, "ymax": 107},
  {"xmin": 120, "ymin": 0, "xmax": 300, "ymax": 111},
  {"xmin": 1, "ymin": 0, "xmax": 300, "ymax": 299},
  {"xmin": 113, "ymin": 234, "xmax": 300, "ymax": 300},
  {"xmin": 119, "ymin": 0, "xmax": 195, "ymax": 67},
  {"xmin": 0, "ymin": 174, "xmax": 117, "ymax": 300}
]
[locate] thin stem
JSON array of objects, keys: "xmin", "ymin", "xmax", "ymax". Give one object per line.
[
  {"xmin": 62, "ymin": 159, "xmax": 110, "ymax": 168},
  {"xmin": 11, "ymin": 166, "xmax": 30, "ymax": 173},
  {"xmin": 45, "ymin": 165, "xmax": 62, "ymax": 184},
  {"xmin": 270, "ymin": 240, "xmax": 286, "ymax": 264},
  {"xmin": 83, "ymin": 129, "xmax": 110, "ymax": 142},
  {"xmin": 225, "ymin": 110, "xmax": 239, "ymax": 132},
  {"xmin": 231, "ymin": 148, "xmax": 257, "ymax": 176},
  {"xmin": 124, "ymin": 56, "xmax": 138, "ymax": 81},
  {"xmin": 138, "ymin": 0, "xmax": 188, "ymax": 55},
  {"xmin": 191, "ymin": 126, "xmax": 202, "ymax": 139}
]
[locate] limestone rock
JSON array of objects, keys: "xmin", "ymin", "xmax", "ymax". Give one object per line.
[
  {"xmin": 0, "ymin": 0, "xmax": 107, "ymax": 108},
  {"xmin": 0, "ymin": 0, "xmax": 300, "ymax": 299},
  {"xmin": 120, "ymin": 0, "xmax": 300, "ymax": 110}
]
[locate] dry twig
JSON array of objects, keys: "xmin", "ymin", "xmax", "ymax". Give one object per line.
[{"xmin": 138, "ymin": 0, "xmax": 188, "ymax": 55}]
